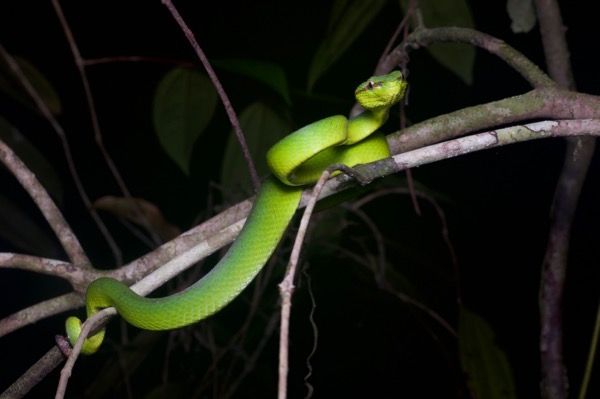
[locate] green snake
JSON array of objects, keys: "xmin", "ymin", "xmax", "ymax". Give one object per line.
[{"xmin": 66, "ymin": 71, "xmax": 407, "ymax": 355}]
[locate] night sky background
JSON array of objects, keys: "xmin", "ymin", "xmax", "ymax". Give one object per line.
[{"xmin": 1, "ymin": 1, "xmax": 599, "ymax": 398}]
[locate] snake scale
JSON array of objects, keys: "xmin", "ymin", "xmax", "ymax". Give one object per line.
[{"xmin": 66, "ymin": 70, "xmax": 408, "ymax": 355}]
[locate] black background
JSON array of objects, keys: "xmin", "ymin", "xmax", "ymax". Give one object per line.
[{"xmin": 1, "ymin": 1, "xmax": 599, "ymax": 398}]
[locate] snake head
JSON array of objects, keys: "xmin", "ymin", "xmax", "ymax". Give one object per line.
[{"xmin": 355, "ymin": 70, "xmax": 407, "ymax": 110}]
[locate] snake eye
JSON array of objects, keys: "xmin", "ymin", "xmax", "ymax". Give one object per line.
[{"xmin": 366, "ymin": 80, "xmax": 383, "ymax": 91}]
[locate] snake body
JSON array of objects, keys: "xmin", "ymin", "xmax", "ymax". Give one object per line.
[{"xmin": 67, "ymin": 71, "xmax": 407, "ymax": 355}]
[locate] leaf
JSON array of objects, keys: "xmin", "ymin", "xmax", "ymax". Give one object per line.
[
  {"xmin": 93, "ymin": 196, "xmax": 180, "ymax": 241},
  {"xmin": 459, "ymin": 306, "xmax": 517, "ymax": 399},
  {"xmin": 0, "ymin": 55, "xmax": 62, "ymax": 115},
  {"xmin": 402, "ymin": 0, "xmax": 476, "ymax": 85},
  {"xmin": 213, "ymin": 58, "xmax": 292, "ymax": 105},
  {"xmin": 153, "ymin": 68, "xmax": 218, "ymax": 175},
  {"xmin": 507, "ymin": 0, "xmax": 537, "ymax": 33},
  {"xmin": 307, "ymin": 0, "xmax": 387, "ymax": 91},
  {"xmin": 220, "ymin": 102, "xmax": 291, "ymax": 200},
  {"xmin": 0, "ymin": 116, "xmax": 63, "ymax": 204}
]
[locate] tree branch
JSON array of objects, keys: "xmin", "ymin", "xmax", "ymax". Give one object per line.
[
  {"xmin": 0, "ymin": 139, "xmax": 89, "ymax": 267},
  {"xmin": 0, "ymin": 42, "xmax": 122, "ymax": 265},
  {"xmin": 389, "ymin": 88, "xmax": 600, "ymax": 154},
  {"xmin": 4, "ymin": 85, "xmax": 600, "ymax": 336},
  {"xmin": 533, "ymin": 2, "xmax": 593, "ymax": 399},
  {"xmin": 4, "ymin": 116, "xmax": 600, "ymax": 399},
  {"xmin": 0, "ymin": 293, "xmax": 83, "ymax": 338},
  {"xmin": 387, "ymin": 26, "xmax": 556, "ymax": 88}
]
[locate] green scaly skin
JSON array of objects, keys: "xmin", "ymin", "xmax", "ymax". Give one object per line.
[{"xmin": 66, "ymin": 71, "xmax": 408, "ymax": 355}]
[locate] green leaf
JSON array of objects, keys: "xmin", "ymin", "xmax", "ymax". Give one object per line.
[
  {"xmin": 507, "ymin": 0, "xmax": 537, "ymax": 33},
  {"xmin": 402, "ymin": 0, "xmax": 476, "ymax": 85},
  {"xmin": 153, "ymin": 68, "xmax": 218, "ymax": 175},
  {"xmin": 459, "ymin": 306, "xmax": 517, "ymax": 399},
  {"xmin": 220, "ymin": 102, "xmax": 291, "ymax": 200},
  {"xmin": 307, "ymin": 0, "xmax": 387, "ymax": 91},
  {"xmin": 0, "ymin": 116, "xmax": 63, "ymax": 204},
  {"xmin": 213, "ymin": 58, "xmax": 292, "ymax": 105},
  {"xmin": 0, "ymin": 55, "xmax": 62, "ymax": 115}
]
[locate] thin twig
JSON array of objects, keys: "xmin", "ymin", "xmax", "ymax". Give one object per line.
[
  {"xmin": 4, "ymin": 117, "xmax": 600, "ymax": 399},
  {"xmin": 55, "ymin": 308, "xmax": 117, "ymax": 399},
  {"xmin": 301, "ymin": 266, "xmax": 318, "ymax": 399},
  {"xmin": 278, "ymin": 169, "xmax": 332, "ymax": 399},
  {"xmin": 374, "ymin": 0, "xmax": 418, "ymax": 76},
  {"xmin": 0, "ymin": 347, "xmax": 66, "ymax": 399},
  {"xmin": 56, "ymin": 241, "xmax": 231, "ymax": 398},
  {"xmin": 321, "ymin": 119, "xmax": 600, "ymax": 201},
  {"xmin": 3, "ymin": 86, "xmax": 599, "ymax": 334},
  {"xmin": 0, "ymin": 293, "xmax": 83, "ymax": 338},
  {"xmin": 83, "ymin": 55, "xmax": 195, "ymax": 68},
  {"xmin": 372, "ymin": 3, "xmax": 423, "ymax": 216},
  {"xmin": 1, "ymin": 197, "xmax": 252, "ymax": 337},
  {"xmin": 51, "ymin": 0, "xmax": 163, "ymax": 248},
  {"xmin": 342, "ymin": 204, "xmax": 388, "ymax": 286},
  {"xmin": 0, "ymin": 41, "xmax": 121, "ymax": 266},
  {"xmin": 352, "ymin": 187, "xmax": 460, "ymax": 333},
  {"xmin": 221, "ymin": 312, "xmax": 281, "ymax": 399},
  {"xmin": 577, "ymin": 296, "xmax": 600, "ymax": 399},
  {"xmin": 0, "ymin": 137, "xmax": 89, "ymax": 267},
  {"xmin": 161, "ymin": 0, "xmax": 260, "ymax": 190},
  {"xmin": 398, "ymin": 27, "xmax": 556, "ymax": 89}
]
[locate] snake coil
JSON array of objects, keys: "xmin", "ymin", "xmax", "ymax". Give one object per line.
[{"xmin": 66, "ymin": 71, "xmax": 407, "ymax": 354}]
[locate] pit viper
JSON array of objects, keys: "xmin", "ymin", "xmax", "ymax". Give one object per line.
[{"xmin": 66, "ymin": 70, "xmax": 408, "ymax": 355}]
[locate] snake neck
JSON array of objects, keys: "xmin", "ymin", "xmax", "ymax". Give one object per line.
[{"xmin": 346, "ymin": 106, "xmax": 391, "ymax": 145}]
